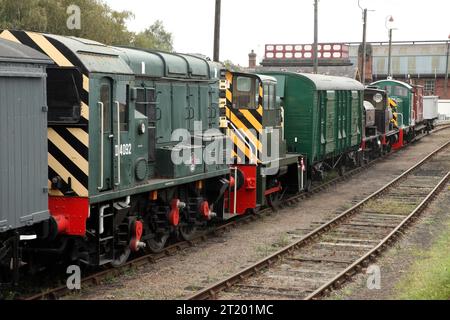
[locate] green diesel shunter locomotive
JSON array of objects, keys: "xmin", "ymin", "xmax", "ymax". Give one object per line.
[
  {"xmin": 0, "ymin": 30, "xmax": 233, "ymax": 267},
  {"xmin": 371, "ymin": 79, "xmax": 426, "ymax": 145},
  {"xmin": 371, "ymin": 80, "xmax": 415, "ymax": 128},
  {"xmin": 260, "ymin": 72, "xmax": 364, "ymax": 181}
]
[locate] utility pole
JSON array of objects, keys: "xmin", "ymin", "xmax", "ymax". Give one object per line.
[
  {"xmin": 358, "ymin": 1, "xmax": 374, "ymax": 85},
  {"xmin": 213, "ymin": 0, "xmax": 221, "ymax": 62},
  {"xmin": 386, "ymin": 15, "xmax": 395, "ymax": 79},
  {"xmin": 388, "ymin": 28, "xmax": 393, "ymax": 78},
  {"xmin": 313, "ymin": 0, "xmax": 319, "ymax": 74},
  {"xmin": 361, "ymin": 8, "xmax": 368, "ymax": 85},
  {"xmin": 445, "ymin": 35, "xmax": 450, "ymax": 97}
]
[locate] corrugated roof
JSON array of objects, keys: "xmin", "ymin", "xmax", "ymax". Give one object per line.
[
  {"xmin": 372, "ymin": 56, "xmax": 448, "ymax": 76},
  {"xmin": 349, "ymin": 43, "xmax": 450, "ymax": 76}
]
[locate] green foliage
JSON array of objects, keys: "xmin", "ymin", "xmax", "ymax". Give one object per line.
[
  {"xmin": 223, "ymin": 60, "xmax": 243, "ymax": 72},
  {"xmin": 394, "ymin": 220, "xmax": 450, "ymax": 300},
  {"xmin": 0, "ymin": 0, "xmax": 173, "ymax": 51},
  {"xmin": 132, "ymin": 20, "xmax": 173, "ymax": 52}
]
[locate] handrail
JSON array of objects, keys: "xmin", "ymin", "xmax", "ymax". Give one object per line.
[
  {"xmin": 115, "ymin": 101, "xmax": 121, "ymax": 186},
  {"xmin": 98, "ymin": 102, "xmax": 104, "ymax": 191},
  {"xmin": 396, "ymin": 112, "xmax": 404, "ymax": 128}
]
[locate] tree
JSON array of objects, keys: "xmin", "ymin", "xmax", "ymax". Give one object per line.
[
  {"xmin": 0, "ymin": 0, "xmax": 172, "ymax": 51},
  {"xmin": 0, "ymin": 0, "xmax": 49, "ymax": 31},
  {"xmin": 132, "ymin": 20, "xmax": 173, "ymax": 52},
  {"xmin": 223, "ymin": 60, "xmax": 243, "ymax": 72}
]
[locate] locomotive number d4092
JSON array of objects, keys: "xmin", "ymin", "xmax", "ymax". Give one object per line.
[{"xmin": 115, "ymin": 144, "xmax": 132, "ymax": 156}]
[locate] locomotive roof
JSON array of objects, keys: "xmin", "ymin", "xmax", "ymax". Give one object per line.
[
  {"xmin": 294, "ymin": 73, "xmax": 364, "ymax": 91},
  {"xmin": 256, "ymin": 74, "xmax": 277, "ymax": 83},
  {"xmin": 0, "ymin": 38, "xmax": 51, "ymax": 64},
  {"xmin": 45, "ymin": 33, "xmax": 134, "ymax": 75},
  {"xmin": 371, "ymin": 79, "xmax": 413, "ymax": 90},
  {"xmin": 0, "ymin": 30, "xmax": 134, "ymax": 75},
  {"xmin": 365, "ymin": 86, "xmax": 387, "ymax": 94},
  {"xmin": 115, "ymin": 46, "xmax": 215, "ymax": 80},
  {"xmin": 234, "ymin": 72, "xmax": 277, "ymax": 84},
  {"xmin": 0, "ymin": 31, "xmax": 219, "ymax": 80}
]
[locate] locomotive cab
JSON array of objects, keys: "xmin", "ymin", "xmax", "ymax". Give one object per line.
[
  {"xmin": 363, "ymin": 87, "xmax": 400, "ymax": 156},
  {"xmin": 220, "ymin": 71, "xmax": 305, "ymax": 216},
  {"xmin": 371, "ymin": 80, "xmax": 427, "ymax": 146}
]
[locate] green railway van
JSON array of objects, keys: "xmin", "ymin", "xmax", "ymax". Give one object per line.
[{"xmin": 260, "ymin": 72, "xmax": 364, "ymax": 179}]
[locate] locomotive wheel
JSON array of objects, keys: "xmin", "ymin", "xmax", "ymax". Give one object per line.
[
  {"xmin": 267, "ymin": 191, "xmax": 282, "ymax": 210},
  {"xmin": 146, "ymin": 233, "xmax": 170, "ymax": 253},
  {"xmin": 386, "ymin": 144, "xmax": 392, "ymax": 154},
  {"xmin": 338, "ymin": 165, "xmax": 346, "ymax": 177},
  {"xmin": 110, "ymin": 221, "xmax": 132, "ymax": 267},
  {"xmin": 305, "ymin": 179, "xmax": 312, "ymax": 192},
  {"xmin": 357, "ymin": 153, "xmax": 364, "ymax": 167},
  {"xmin": 111, "ymin": 247, "xmax": 131, "ymax": 268},
  {"xmin": 179, "ymin": 224, "xmax": 199, "ymax": 242}
]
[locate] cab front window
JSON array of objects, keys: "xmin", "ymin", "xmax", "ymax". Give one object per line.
[{"xmin": 233, "ymin": 76, "xmax": 258, "ymax": 110}]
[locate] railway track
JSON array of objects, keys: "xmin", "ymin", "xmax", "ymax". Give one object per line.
[
  {"xmin": 187, "ymin": 139, "xmax": 450, "ymax": 300},
  {"xmin": 19, "ymin": 126, "xmax": 450, "ymax": 300},
  {"xmin": 19, "ymin": 153, "xmax": 382, "ymax": 301}
]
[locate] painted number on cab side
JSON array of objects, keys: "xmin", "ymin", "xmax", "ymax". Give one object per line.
[{"xmin": 115, "ymin": 144, "xmax": 132, "ymax": 156}]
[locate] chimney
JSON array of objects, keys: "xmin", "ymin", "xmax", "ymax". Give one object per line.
[
  {"xmin": 248, "ymin": 50, "xmax": 257, "ymax": 68},
  {"xmin": 358, "ymin": 43, "xmax": 373, "ymax": 83}
]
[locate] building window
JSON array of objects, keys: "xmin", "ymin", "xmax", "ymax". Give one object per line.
[{"xmin": 424, "ymin": 80, "xmax": 436, "ymax": 95}]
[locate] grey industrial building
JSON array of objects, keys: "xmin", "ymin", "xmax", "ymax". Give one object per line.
[{"xmin": 250, "ymin": 40, "xmax": 450, "ymax": 99}]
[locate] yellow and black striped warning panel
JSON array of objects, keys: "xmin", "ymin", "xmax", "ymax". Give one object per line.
[
  {"xmin": 389, "ymin": 97, "xmax": 399, "ymax": 128},
  {"xmin": 48, "ymin": 127, "xmax": 89, "ymax": 197},
  {"xmin": 221, "ymin": 71, "xmax": 264, "ymax": 165},
  {"xmin": 0, "ymin": 30, "xmax": 90, "ymax": 197}
]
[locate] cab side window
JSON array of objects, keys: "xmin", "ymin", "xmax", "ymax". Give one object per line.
[
  {"xmin": 269, "ymin": 84, "xmax": 276, "ymax": 110},
  {"xmin": 263, "ymin": 84, "xmax": 270, "ymax": 110},
  {"xmin": 263, "ymin": 84, "xmax": 276, "ymax": 110},
  {"xmin": 117, "ymin": 85, "xmax": 129, "ymax": 132},
  {"xmin": 135, "ymin": 87, "xmax": 156, "ymax": 124},
  {"xmin": 136, "ymin": 89, "xmax": 147, "ymax": 115},
  {"xmin": 100, "ymin": 83, "xmax": 111, "ymax": 131},
  {"xmin": 47, "ymin": 68, "xmax": 82, "ymax": 124}
]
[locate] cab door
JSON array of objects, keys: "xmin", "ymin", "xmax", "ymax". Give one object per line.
[
  {"xmin": 263, "ymin": 83, "xmax": 281, "ymax": 128},
  {"xmin": 263, "ymin": 82, "xmax": 283, "ymax": 159},
  {"xmin": 98, "ymin": 78, "xmax": 114, "ymax": 192},
  {"xmin": 188, "ymin": 84, "xmax": 200, "ymax": 132},
  {"xmin": 113, "ymin": 81, "xmax": 132, "ymax": 189}
]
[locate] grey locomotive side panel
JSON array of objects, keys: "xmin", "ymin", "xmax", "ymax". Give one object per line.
[{"xmin": 0, "ymin": 63, "xmax": 49, "ymax": 232}]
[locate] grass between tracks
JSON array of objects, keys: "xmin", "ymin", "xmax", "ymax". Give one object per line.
[{"xmin": 394, "ymin": 220, "xmax": 450, "ymax": 300}]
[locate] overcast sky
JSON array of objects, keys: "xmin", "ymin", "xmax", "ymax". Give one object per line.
[{"xmin": 104, "ymin": 0, "xmax": 450, "ymax": 66}]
